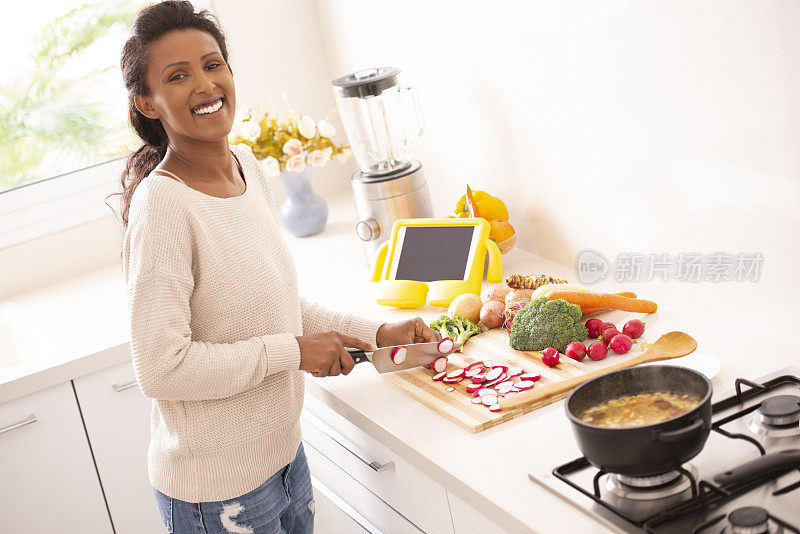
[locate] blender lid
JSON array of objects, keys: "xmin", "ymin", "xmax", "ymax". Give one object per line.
[{"xmin": 332, "ymin": 67, "xmax": 401, "ymax": 98}]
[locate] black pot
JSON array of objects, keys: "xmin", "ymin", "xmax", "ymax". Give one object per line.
[{"xmin": 565, "ymin": 365, "xmax": 713, "ymax": 476}]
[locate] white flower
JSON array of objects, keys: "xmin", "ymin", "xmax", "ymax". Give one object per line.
[
  {"xmin": 282, "ymin": 138, "xmax": 303, "ymax": 156},
  {"xmin": 335, "ymin": 148, "xmax": 352, "ymax": 164},
  {"xmin": 307, "ymin": 149, "xmax": 331, "ymax": 168},
  {"xmin": 317, "ymin": 120, "xmax": 337, "ymax": 138},
  {"xmin": 239, "ymin": 120, "xmax": 261, "ymax": 142},
  {"xmin": 298, "ymin": 115, "xmax": 317, "ymax": 139},
  {"xmin": 260, "ymin": 156, "xmax": 280, "ymax": 178},
  {"xmin": 285, "ymin": 154, "xmax": 306, "ymax": 173}
]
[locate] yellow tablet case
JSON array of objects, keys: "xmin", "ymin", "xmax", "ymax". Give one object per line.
[{"xmin": 370, "ymin": 218, "xmax": 503, "ymax": 308}]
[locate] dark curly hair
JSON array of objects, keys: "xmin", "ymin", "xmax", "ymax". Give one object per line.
[{"xmin": 108, "ymin": 1, "xmax": 230, "ymax": 228}]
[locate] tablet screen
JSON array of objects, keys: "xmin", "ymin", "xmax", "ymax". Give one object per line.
[{"xmin": 393, "ymin": 225, "xmax": 478, "ymax": 282}]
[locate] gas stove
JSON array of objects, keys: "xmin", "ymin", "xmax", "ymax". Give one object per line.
[{"xmin": 530, "ymin": 367, "xmax": 800, "ymax": 533}]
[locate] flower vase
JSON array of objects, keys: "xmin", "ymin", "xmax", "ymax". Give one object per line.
[{"xmin": 277, "ymin": 167, "xmax": 328, "ymax": 237}]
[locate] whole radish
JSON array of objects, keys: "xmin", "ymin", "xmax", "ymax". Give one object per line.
[
  {"xmin": 480, "ymin": 300, "xmax": 506, "ymax": 329},
  {"xmin": 599, "ymin": 322, "xmax": 617, "ymax": 334},
  {"xmin": 542, "ymin": 347, "xmax": 560, "ymax": 367},
  {"xmin": 601, "ymin": 327, "xmax": 620, "ymax": 345},
  {"xmin": 609, "ymin": 334, "xmax": 633, "ymax": 354},
  {"xmin": 585, "ymin": 318, "xmax": 604, "ymax": 338},
  {"xmin": 565, "ymin": 341, "xmax": 586, "ymax": 361},
  {"xmin": 587, "ymin": 342, "xmax": 608, "ymax": 360},
  {"xmin": 622, "ymin": 319, "xmax": 645, "ymax": 339}
]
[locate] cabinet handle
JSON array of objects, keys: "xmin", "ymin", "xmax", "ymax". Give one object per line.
[
  {"xmin": 301, "ymin": 412, "xmax": 395, "ymax": 473},
  {"xmin": 0, "ymin": 414, "xmax": 37, "ymax": 435},
  {"xmin": 112, "ymin": 380, "xmax": 139, "ymax": 393}
]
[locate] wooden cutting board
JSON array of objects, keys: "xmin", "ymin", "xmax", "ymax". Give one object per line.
[{"xmin": 381, "ymin": 328, "xmax": 600, "ymax": 433}]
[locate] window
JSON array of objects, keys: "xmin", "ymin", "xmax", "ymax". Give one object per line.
[{"xmin": 1, "ymin": 0, "xmax": 147, "ymax": 194}]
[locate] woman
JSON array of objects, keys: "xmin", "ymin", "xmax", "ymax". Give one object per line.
[{"xmin": 117, "ymin": 2, "xmax": 439, "ymax": 533}]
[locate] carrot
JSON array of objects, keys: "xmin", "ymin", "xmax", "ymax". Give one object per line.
[
  {"xmin": 580, "ymin": 292, "xmax": 637, "ymax": 314},
  {"xmin": 545, "ymin": 290, "xmax": 657, "ymax": 314}
]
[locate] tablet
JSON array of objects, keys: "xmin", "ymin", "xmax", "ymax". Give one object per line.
[{"xmin": 388, "ymin": 224, "xmax": 482, "ymax": 282}]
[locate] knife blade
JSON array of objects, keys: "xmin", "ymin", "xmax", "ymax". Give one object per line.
[{"xmin": 346, "ymin": 341, "xmax": 461, "ymax": 374}]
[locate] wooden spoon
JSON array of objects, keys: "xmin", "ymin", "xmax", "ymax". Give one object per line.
[{"xmin": 500, "ymin": 331, "xmax": 698, "ymax": 411}]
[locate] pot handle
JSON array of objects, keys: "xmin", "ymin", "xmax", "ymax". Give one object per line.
[
  {"xmin": 713, "ymin": 449, "xmax": 800, "ymax": 487},
  {"xmin": 654, "ymin": 417, "xmax": 704, "ymax": 442}
]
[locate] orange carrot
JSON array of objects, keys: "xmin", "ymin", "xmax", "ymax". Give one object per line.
[
  {"xmin": 580, "ymin": 292, "xmax": 637, "ymax": 314},
  {"xmin": 546, "ymin": 290, "xmax": 657, "ymax": 314}
]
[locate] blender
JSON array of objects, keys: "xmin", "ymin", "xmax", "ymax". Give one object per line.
[{"xmin": 331, "ymin": 67, "xmax": 434, "ymax": 265}]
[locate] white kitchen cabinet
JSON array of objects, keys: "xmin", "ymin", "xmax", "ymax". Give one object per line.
[
  {"xmin": 72, "ymin": 357, "xmax": 164, "ymax": 534},
  {"xmin": 447, "ymin": 490, "xmax": 511, "ymax": 534},
  {"xmin": 303, "ymin": 439, "xmax": 423, "ymax": 534},
  {"xmin": 301, "ymin": 398, "xmax": 454, "ymax": 534},
  {"xmin": 0, "ymin": 381, "xmax": 112, "ymax": 533}
]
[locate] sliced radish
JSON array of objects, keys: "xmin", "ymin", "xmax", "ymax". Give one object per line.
[
  {"xmin": 432, "ymin": 357, "xmax": 448, "ymax": 374},
  {"xmin": 493, "ymin": 365, "xmax": 509, "ymax": 373},
  {"xmin": 484, "ymin": 372, "xmax": 508, "ymax": 387},
  {"xmin": 514, "ymin": 380, "xmax": 535, "ymax": 390},
  {"xmin": 470, "ymin": 374, "xmax": 487, "ymax": 384},
  {"xmin": 442, "ymin": 376, "xmax": 464, "ymax": 384},
  {"xmin": 489, "ymin": 403, "xmax": 502, "ymax": 412},
  {"xmin": 485, "ymin": 367, "xmax": 504, "ymax": 382},
  {"xmin": 471, "ymin": 397, "xmax": 484, "ymax": 404},
  {"xmin": 478, "ymin": 388, "xmax": 496, "ymax": 397},
  {"xmin": 432, "ymin": 371, "xmax": 447, "ymax": 381},
  {"xmin": 466, "ymin": 383, "xmax": 481, "ymax": 394},
  {"xmin": 481, "ymin": 395, "xmax": 498, "ymax": 406},
  {"xmin": 445, "ymin": 386, "xmax": 455, "ymax": 392},
  {"xmin": 507, "ymin": 367, "xmax": 524, "ymax": 377},
  {"xmin": 482, "ymin": 360, "xmax": 493, "ymax": 368},
  {"xmin": 391, "ymin": 346, "xmax": 408, "ymax": 365},
  {"xmin": 519, "ymin": 373, "xmax": 542, "ymax": 382},
  {"xmin": 446, "ymin": 368, "xmax": 465, "ymax": 379},
  {"xmin": 465, "ymin": 367, "xmax": 483, "ymax": 377},
  {"xmin": 437, "ymin": 337, "xmax": 455, "ymax": 354},
  {"xmin": 465, "ymin": 361, "xmax": 484, "ymax": 371},
  {"xmin": 496, "ymin": 382, "xmax": 515, "ymax": 393}
]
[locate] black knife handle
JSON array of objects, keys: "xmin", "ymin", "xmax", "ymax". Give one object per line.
[
  {"xmin": 713, "ymin": 449, "xmax": 800, "ymax": 487},
  {"xmin": 346, "ymin": 348, "xmax": 369, "ymax": 364}
]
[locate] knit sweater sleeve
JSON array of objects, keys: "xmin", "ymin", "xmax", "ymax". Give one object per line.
[
  {"xmin": 299, "ymin": 297, "xmax": 386, "ymax": 347},
  {"xmin": 124, "ymin": 181, "xmax": 301, "ymax": 401}
]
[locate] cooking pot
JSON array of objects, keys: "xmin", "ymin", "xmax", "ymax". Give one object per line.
[{"xmin": 565, "ymin": 365, "xmax": 712, "ymax": 476}]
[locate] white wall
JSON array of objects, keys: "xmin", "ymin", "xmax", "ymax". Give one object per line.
[{"xmin": 309, "ymin": 0, "xmax": 800, "ymax": 345}]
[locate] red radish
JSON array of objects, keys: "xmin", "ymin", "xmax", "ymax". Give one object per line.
[
  {"xmin": 519, "ymin": 373, "xmax": 541, "ymax": 381},
  {"xmin": 497, "ymin": 382, "xmax": 515, "ymax": 394},
  {"xmin": 489, "ymin": 403, "xmax": 502, "ymax": 412},
  {"xmin": 542, "ymin": 350, "xmax": 560, "ymax": 367},
  {"xmin": 466, "ymin": 383, "xmax": 481, "ymax": 394},
  {"xmin": 445, "ymin": 386, "xmax": 455, "ymax": 392},
  {"xmin": 482, "ymin": 360, "xmax": 494, "ymax": 367},
  {"xmin": 484, "ymin": 373, "xmax": 508, "ymax": 387},
  {"xmin": 565, "ymin": 341, "xmax": 586, "ymax": 362},
  {"xmin": 390, "ymin": 346, "xmax": 407, "ymax": 364},
  {"xmin": 478, "ymin": 388, "xmax": 496, "ymax": 397},
  {"xmin": 470, "ymin": 374, "xmax": 487, "ymax": 384},
  {"xmin": 601, "ymin": 327, "xmax": 620, "ymax": 345},
  {"xmin": 585, "ymin": 318, "xmax": 604, "ymax": 338},
  {"xmin": 432, "ymin": 371, "xmax": 447, "ymax": 381},
  {"xmin": 485, "ymin": 367, "xmax": 504, "ymax": 382},
  {"xmin": 587, "ymin": 341, "xmax": 608, "ymax": 360},
  {"xmin": 432, "ymin": 357, "xmax": 448, "ymax": 374},
  {"xmin": 446, "ymin": 368, "xmax": 465, "ymax": 379},
  {"xmin": 514, "ymin": 380, "xmax": 535, "ymax": 390},
  {"xmin": 437, "ymin": 337, "xmax": 455, "ymax": 354},
  {"xmin": 609, "ymin": 333, "xmax": 633, "ymax": 354},
  {"xmin": 622, "ymin": 319, "xmax": 645, "ymax": 339},
  {"xmin": 465, "ymin": 368, "xmax": 482, "ymax": 378},
  {"xmin": 466, "ymin": 361, "xmax": 484, "ymax": 371},
  {"xmin": 442, "ymin": 376, "xmax": 464, "ymax": 384},
  {"xmin": 506, "ymin": 367, "xmax": 524, "ymax": 377},
  {"xmin": 492, "ymin": 365, "xmax": 509, "ymax": 373},
  {"xmin": 471, "ymin": 397, "xmax": 484, "ymax": 404},
  {"xmin": 599, "ymin": 322, "xmax": 617, "ymax": 334}
]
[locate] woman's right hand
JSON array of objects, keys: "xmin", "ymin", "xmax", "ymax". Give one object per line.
[{"xmin": 296, "ymin": 331, "xmax": 376, "ymax": 378}]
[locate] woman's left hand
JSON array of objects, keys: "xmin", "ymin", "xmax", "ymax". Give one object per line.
[{"xmin": 376, "ymin": 318, "xmax": 440, "ymax": 347}]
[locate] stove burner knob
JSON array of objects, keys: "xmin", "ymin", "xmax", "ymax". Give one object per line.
[
  {"xmin": 757, "ymin": 394, "xmax": 800, "ymax": 426},
  {"xmin": 727, "ymin": 506, "xmax": 770, "ymax": 534},
  {"xmin": 356, "ymin": 218, "xmax": 380, "ymax": 241}
]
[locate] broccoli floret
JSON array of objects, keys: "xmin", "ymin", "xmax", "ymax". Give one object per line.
[
  {"xmin": 509, "ymin": 297, "xmax": 588, "ymax": 353},
  {"xmin": 429, "ymin": 315, "xmax": 481, "ymax": 351}
]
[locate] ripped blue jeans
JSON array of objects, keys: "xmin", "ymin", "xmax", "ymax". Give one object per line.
[{"xmin": 154, "ymin": 442, "xmax": 314, "ymax": 533}]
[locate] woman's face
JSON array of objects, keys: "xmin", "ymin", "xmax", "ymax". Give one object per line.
[{"xmin": 135, "ymin": 28, "xmax": 235, "ymax": 144}]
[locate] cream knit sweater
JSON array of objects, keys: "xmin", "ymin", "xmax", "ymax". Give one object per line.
[{"xmin": 122, "ymin": 144, "xmax": 384, "ymax": 502}]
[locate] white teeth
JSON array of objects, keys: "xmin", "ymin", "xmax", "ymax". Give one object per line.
[{"xmin": 194, "ymin": 99, "xmax": 223, "ymax": 115}]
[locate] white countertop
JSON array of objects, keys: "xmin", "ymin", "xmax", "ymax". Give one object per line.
[{"xmin": 1, "ymin": 190, "xmax": 796, "ymax": 533}]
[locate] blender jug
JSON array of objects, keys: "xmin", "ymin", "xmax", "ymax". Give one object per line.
[{"xmin": 332, "ymin": 67, "xmax": 424, "ymax": 176}]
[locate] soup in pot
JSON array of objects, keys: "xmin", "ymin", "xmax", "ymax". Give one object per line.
[{"xmin": 579, "ymin": 391, "xmax": 701, "ymax": 428}]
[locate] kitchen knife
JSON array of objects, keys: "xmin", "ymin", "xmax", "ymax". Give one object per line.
[{"xmin": 346, "ymin": 341, "xmax": 461, "ymax": 374}]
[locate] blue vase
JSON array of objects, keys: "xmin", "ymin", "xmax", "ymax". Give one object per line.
[{"xmin": 278, "ymin": 167, "xmax": 328, "ymax": 237}]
